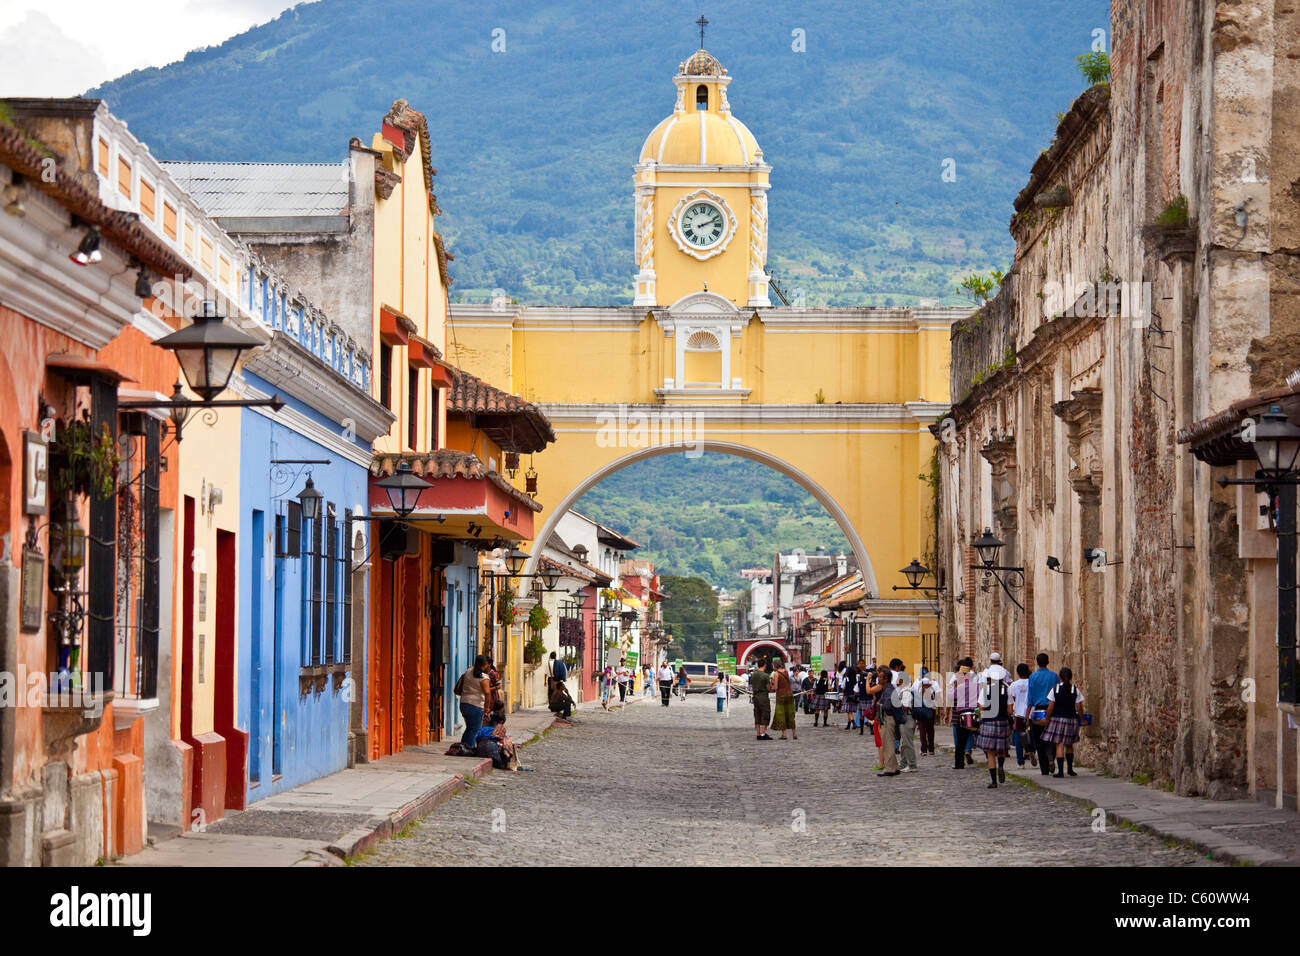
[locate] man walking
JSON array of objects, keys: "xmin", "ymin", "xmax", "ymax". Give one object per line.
[
  {"xmin": 890, "ymin": 659, "xmax": 919, "ymax": 772},
  {"xmin": 656, "ymin": 659, "xmax": 675, "ymax": 707},
  {"xmin": 1027, "ymin": 652, "xmax": 1057, "ymax": 775},
  {"xmin": 751, "ymin": 662, "xmax": 774, "ymax": 740}
]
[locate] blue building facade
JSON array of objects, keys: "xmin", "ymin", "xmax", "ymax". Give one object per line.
[{"xmin": 235, "ymin": 265, "xmax": 393, "ymax": 800}]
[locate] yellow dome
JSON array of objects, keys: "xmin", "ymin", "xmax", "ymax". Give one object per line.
[{"xmin": 639, "ymin": 111, "xmax": 761, "ymax": 165}]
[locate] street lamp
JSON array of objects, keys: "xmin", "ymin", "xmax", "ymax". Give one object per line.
[
  {"xmin": 295, "ymin": 476, "xmax": 324, "ymax": 522},
  {"xmin": 374, "ymin": 461, "xmax": 431, "ymax": 518},
  {"xmin": 538, "ymin": 565, "xmax": 562, "ymax": 591},
  {"xmin": 972, "ymin": 528, "xmax": 1004, "ymax": 568},
  {"xmin": 970, "ymin": 528, "xmax": 1025, "ymax": 610},
  {"xmin": 1252, "ymin": 405, "xmax": 1300, "ymax": 478},
  {"xmin": 901, "ymin": 559, "xmax": 928, "ymax": 589},
  {"xmin": 504, "ymin": 546, "xmax": 529, "ymax": 576},
  {"xmin": 151, "ymin": 300, "xmax": 261, "ymax": 402}
]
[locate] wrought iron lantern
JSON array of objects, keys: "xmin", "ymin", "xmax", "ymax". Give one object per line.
[
  {"xmin": 296, "ymin": 476, "xmax": 324, "ymax": 521},
  {"xmin": 1252, "ymin": 405, "xmax": 1300, "ymax": 478},
  {"xmin": 375, "ymin": 461, "xmax": 431, "ymax": 518},
  {"xmin": 151, "ymin": 300, "xmax": 261, "ymax": 402},
  {"xmin": 972, "ymin": 528, "xmax": 1005, "ymax": 567}
]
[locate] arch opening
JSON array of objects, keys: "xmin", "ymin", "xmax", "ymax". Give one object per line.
[{"xmin": 522, "ymin": 440, "xmax": 879, "ymax": 599}]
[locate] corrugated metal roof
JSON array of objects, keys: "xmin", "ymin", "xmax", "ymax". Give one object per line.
[{"xmin": 160, "ymin": 161, "xmax": 348, "ymax": 218}]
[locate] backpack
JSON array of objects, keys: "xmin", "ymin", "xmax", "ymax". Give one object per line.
[{"xmin": 552, "ymin": 659, "xmax": 568, "ymax": 682}]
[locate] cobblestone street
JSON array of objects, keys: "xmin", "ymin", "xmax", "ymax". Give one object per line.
[{"xmin": 359, "ymin": 695, "xmax": 1219, "ymax": 866}]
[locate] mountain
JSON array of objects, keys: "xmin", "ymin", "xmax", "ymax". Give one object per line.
[
  {"xmin": 85, "ymin": 0, "xmax": 1108, "ymax": 307},
  {"xmin": 574, "ymin": 453, "xmax": 851, "ymax": 587}
]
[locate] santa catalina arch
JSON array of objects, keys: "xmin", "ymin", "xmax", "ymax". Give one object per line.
[{"xmin": 448, "ymin": 45, "xmax": 965, "ymax": 662}]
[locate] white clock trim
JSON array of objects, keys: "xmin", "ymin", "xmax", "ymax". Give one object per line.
[{"xmin": 667, "ymin": 189, "xmax": 738, "ymax": 262}]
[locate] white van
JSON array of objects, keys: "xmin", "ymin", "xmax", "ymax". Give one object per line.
[{"xmin": 680, "ymin": 661, "xmax": 718, "ymax": 693}]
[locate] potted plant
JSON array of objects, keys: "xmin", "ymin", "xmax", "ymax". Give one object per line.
[
  {"xmin": 523, "ymin": 636, "xmax": 547, "ymax": 664},
  {"xmin": 49, "ymin": 413, "xmax": 119, "ymax": 501}
]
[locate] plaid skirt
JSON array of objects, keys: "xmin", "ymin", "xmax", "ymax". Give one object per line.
[
  {"xmin": 1041, "ymin": 716, "xmax": 1080, "ymax": 745},
  {"xmin": 975, "ymin": 716, "xmax": 1011, "ymax": 753},
  {"xmin": 812, "ymin": 694, "xmax": 829, "ymax": 710}
]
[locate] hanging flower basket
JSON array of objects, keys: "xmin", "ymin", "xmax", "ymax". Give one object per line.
[
  {"xmin": 527, "ymin": 604, "xmax": 551, "ymax": 631},
  {"xmin": 497, "ymin": 587, "xmax": 519, "ymax": 625}
]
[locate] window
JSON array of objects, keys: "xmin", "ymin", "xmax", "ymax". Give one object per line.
[
  {"xmin": 428, "ymin": 388, "xmax": 439, "ymax": 449},
  {"xmin": 380, "ymin": 344, "xmax": 393, "ymax": 409},
  {"xmin": 162, "ymin": 202, "xmax": 177, "ymax": 240},
  {"xmin": 117, "ymin": 156, "xmax": 132, "ymax": 198},
  {"xmin": 407, "ymin": 366, "xmax": 419, "ymax": 449},
  {"xmin": 310, "ymin": 510, "xmax": 323, "ymax": 665},
  {"xmin": 278, "ymin": 500, "xmax": 302, "ymax": 558},
  {"xmin": 219, "ymin": 256, "xmax": 230, "ymax": 288},
  {"xmin": 184, "ymin": 222, "xmax": 194, "ymax": 256},
  {"xmin": 200, "ymin": 237, "xmax": 213, "ymax": 273},
  {"xmin": 140, "ymin": 179, "xmax": 156, "ymax": 220},
  {"xmin": 96, "ymin": 137, "xmax": 109, "ymax": 178},
  {"xmin": 696, "ymin": 84, "xmax": 708, "ymax": 110},
  {"xmin": 325, "ymin": 511, "xmax": 337, "ymax": 664}
]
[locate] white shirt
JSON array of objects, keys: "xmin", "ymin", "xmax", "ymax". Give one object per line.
[
  {"xmin": 714, "ymin": 675, "xmax": 730, "ymax": 698},
  {"xmin": 616, "ymin": 666, "xmax": 632, "ymax": 683},
  {"xmin": 657, "ymin": 665, "xmax": 674, "ymax": 682},
  {"xmin": 1008, "ymin": 677, "xmax": 1030, "ymax": 717},
  {"xmin": 911, "ymin": 676, "xmax": 938, "ymax": 709}
]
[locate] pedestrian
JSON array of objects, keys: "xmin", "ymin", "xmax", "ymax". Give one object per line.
[
  {"xmin": 711, "ymin": 670, "xmax": 730, "ymax": 713},
  {"xmin": 771, "ymin": 659, "xmax": 798, "ymax": 740},
  {"xmin": 643, "ymin": 664, "xmax": 654, "ymax": 697},
  {"xmin": 475, "ymin": 710, "xmax": 519, "ymax": 771},
  {"xmin": 842, "ymin": 663, "xmax": 859, "ymax": 730},
  {"xmin": 976, "ymin": 652, "xmax": 1013, "ymax": 787},
  {"xmin": 911, "ymin": 667, "xmax": 937, "ymax": 755},
  {"xmin": 751, "ymin": 660, "xmax": 774, "ymax": 740},
  {"xmin": 949, "ymin": 658, "xmax": 980, "ymax": 770},
  {"xmin": 657, "ymin": 659, "xmax": 675, "ymax": 706},
  {"xmin": 812, "ymin": 670, "xmax": 831, "ymax": 727},
  {"xmin": 484, "ymin": 655, "xmax": 502, "ymax": 713},
  {"xmin": 1027, "ymin": 652, "xmax": 1058, "ymax": 775},
  {"xmin": 800, "ymin": 669, "xmax": 816, "ymax": 715},
  {"xmin": 548, "ymin": 676, "xmax": 575, "ymax": 721},
  {"xmin": 616, "ymin": 657, "xmax": 632, "ymax": 703},
  {"xmin": 675, "ymin": 664, "xmax": 691, "ymax": 699},
  {"xmin": 867, "ymin": 665, "xmax": 898, "ymax": 776},
  {"xmin": 600, "ymin": 665, "xmax": 615, "ymax": 710},
  {"xmin": 852, "ymin": 661, "xmax": 870, "ymax": 734},
  {"xmin": 1008, "ymin": 662, "xmax": 1034, "ymax": 768},
  {"xmin": 889, "ymin": 659, "xmax": 918, "ymax": 772},
  {"xmin": 455, "ymin": 654, "xmax": 492, "ymax": 752},
  {"xmin": 1042, "ymin": 666, "xmax": 1084, "ymax": 778}
]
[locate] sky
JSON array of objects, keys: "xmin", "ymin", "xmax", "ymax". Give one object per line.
[{"xmin": 0, "ymin": 0, "xmax": 311, "ymax": 97}]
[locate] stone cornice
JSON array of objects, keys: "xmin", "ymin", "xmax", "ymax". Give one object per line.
[
  {"xmin": 242, "ymin": 331, "xmax": 394, "ymax": 442},
  {"xmin": 536, "ymin": 402, "xmax": 949, "ymax": 424}
]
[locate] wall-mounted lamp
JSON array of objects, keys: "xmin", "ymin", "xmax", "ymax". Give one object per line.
[
  {"xmin": 295, "ymin": 476, "xmax": 323, "ymax": 521},
  {"xmin": 1046, "ymin": 555, "xmax": 1071, "ymax": 573},
  {"xmin": 69, "ymin": 225, "xmax": 102, "ymax": 265}
]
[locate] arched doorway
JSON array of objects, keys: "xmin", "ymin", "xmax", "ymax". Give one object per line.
[{"xmin": 738, "ymin": 640, "xmax": 788, "ymax": 668}]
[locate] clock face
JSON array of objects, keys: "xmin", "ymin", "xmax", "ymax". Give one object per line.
[{"xmin": 679, "ymin": 201, "xmax": 726, "ymax": 248}]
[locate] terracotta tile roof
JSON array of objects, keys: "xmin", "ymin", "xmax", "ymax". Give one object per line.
[
  {"xmin": 0, "ymin": 105, "xmax": 192, "ymax": 279},
  {"xmin": 446, "ymin": 365, "xmax": 556, "ymax": 452},
  {"xmin": 1177, "ymin": 373, "xmax": 1300, "ymax": 465},
  {"xmin": 369, "ymin": 449, "xmax": 543, "ymax": 512}
]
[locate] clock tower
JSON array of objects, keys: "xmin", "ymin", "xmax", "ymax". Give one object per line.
[{"xmin": 633, "ymin": 47, "xmax": 771, "ymax": 308}]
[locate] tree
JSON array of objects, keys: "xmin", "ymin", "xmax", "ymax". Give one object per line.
[{"xmin": 660, "ymin": 575, "xmax": 721, "ymax": 662}]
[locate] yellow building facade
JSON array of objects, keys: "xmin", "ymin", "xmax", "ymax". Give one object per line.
[{"xmin": 449, "ymin": 49, "xmax": 965, "ymax": 661}]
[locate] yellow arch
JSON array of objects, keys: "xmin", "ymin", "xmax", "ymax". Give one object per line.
[{"xmin": 521, "ymin": 439, "xmax": 880, "ymax": 596}]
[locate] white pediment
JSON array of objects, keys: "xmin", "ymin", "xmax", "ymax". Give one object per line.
[{"xmin": 666, "ymin": 291, "xmax": 740, "ymax": 316}]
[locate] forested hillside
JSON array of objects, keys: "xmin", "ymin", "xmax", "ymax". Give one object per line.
[{"xmin": 88, "ymin": 0, "xmax": 1108, "ymax": 306}]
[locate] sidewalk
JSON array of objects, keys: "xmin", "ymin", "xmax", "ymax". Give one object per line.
[
  {"xmin": 936, "ymin": 729, "xmax": 1300, "ymax": 866},
  {"xmin": 116, "ymin": 707, "xmax": 559, "ymax": 867}
]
